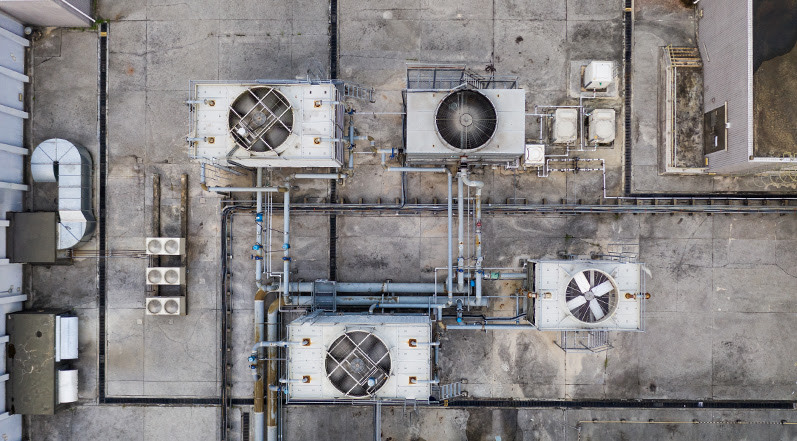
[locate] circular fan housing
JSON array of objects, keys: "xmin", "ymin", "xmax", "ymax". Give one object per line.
[
  {"xmin": 228, "ymin": 86, "xmax": 294, "ymax": 152},
  {"xmin": 325, "ymin": 331, "xmax": 391, "ymax": 398},
  {"xmin": 435, "ymin": 90, "xmax": 497, "ymax": 150},
  {"xmin": 565, "ymin": 269, "xmax": 619, "ymax": 324},
  {"xmin": 594, "ymin": 120, "xmax": 614, "ymax": 141}
]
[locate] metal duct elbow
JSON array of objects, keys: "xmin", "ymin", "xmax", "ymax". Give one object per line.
[{"xmin": 30, "ymin": 139, "xmax": 96, "ymax": 250}]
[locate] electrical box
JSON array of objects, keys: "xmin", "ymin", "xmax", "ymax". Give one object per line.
[
  {"xmin": 523, "ymin": 144, "xmax": 545, "ymax": 167},
  {"xmin": 7, "ymin": 311, "xmax": 79, "ymax": 415},
  {"xmin": 553, "ymin": 109, "xmax": 579, "ymax": 144},
  {"xmin": 588, "ymin": 109, "xmax": 616, "ymax": 144},
  {"xmin": 583, "ymin": 61, "xmax": 614, "ymax": 90}
]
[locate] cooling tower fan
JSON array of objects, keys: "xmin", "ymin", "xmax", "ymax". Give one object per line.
[{"xmin": 564, "ymin": 269, "xmax": 618, "ymax": 324}]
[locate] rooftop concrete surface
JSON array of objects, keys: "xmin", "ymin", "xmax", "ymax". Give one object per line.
[
  {"xmin": 20, "ymin": 0, "xmax": 797, "ymax": 440},
  {"xmin": 284, "ymin": 407, "xmax": 797, "ymax": 441}
]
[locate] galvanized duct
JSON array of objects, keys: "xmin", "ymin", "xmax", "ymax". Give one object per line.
[{"xmin": 30, "ymin": 138, "xmax": 95, "ymax": 249}]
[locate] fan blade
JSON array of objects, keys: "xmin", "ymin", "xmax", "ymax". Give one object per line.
[
  {"xmin": 573, "ymin": 271, "xmax": 590, "ymax": 293},
  {"xmin": 592, "ymin": 281, "xmax": 614, "ymax": 297},
  {"xmin": 589, "ymin": 299, "xmax": 605, "ymax": 320},
  {"xmin": 566, "ymin": 296, "xmax": 587, "ymax": 310}
]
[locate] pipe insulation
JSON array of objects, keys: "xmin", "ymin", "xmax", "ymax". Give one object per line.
[{"xmin": 266, "ymin": 295, "xmax": 279, "ymax": 441}]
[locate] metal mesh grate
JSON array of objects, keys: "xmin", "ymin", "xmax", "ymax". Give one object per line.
[
  {"xmin": 228, "ymin": 87, "xmax": 294, "ymax": 152},
  {"xmin": 325, "ymin": 331, "xmax": 391, "ymax": 397}
]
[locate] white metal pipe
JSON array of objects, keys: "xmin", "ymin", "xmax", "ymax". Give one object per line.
[
  {"xmin": 474, "ymin": 187, "xmax": 483, "ymax": 306},
  {"xmin": 254, "ymin": 412, "xmax": 265, "ymax": 441},
  {"xmin": 457, "ymin": 173, "xmax": 465, "ymax": 292},
  {"xmin": 387, "ymin": 167, "xmax": 447, "ymax": 173},
  {"xmin": 483, "ymin": 272, "xmax": 527, "ymax": 280},
  {"xmin": 280, "ymin": 377, "xmax": 309, "ymax": 384},
  {"xmin": 447, "ymin": 171, "xmax": 453, "ymax": 299},
  {"xmin": 208, "ymin": 186, "xmax": 286, "ymax": 193},
  {"xmin": 254, "ymin": 289, "xmax": 266, "ymax": 441},
  {"xmin": 283, "ymin": 185, "xmax": 291, "ymax": 302},
  {"xmin": 292, "ymin": 173, "xmax": 347, "ymax": 180},
  {"xmin": 251, "ymin": 340, "xmax": 305, "ymax": 353},
  {"xmin": 256, "ymin": 169, "xmax": 263, "ymax": 286},
  {"xmin": 368, "ymin": 303, "xmax": 444, "ymax": 314},
  {"xmin": 409, "ymin": 377, "xmax": 440, "ymax": 384},
  {"xmin": 374, "ymin": 401, "xmax": 381, "ymax": 441},
  {"xmin": 408, "ymin": 341, "xmax": 441, "ymax": 347},
  {"xmin": 266, "ymin": 298, "xmax": 279, "ymax": 441},
  {"xmin": 460, "ymin": 170, "xmax": 484, "ymax": 306},
  {"xmin": 445, "ymin": 324, "xmax": 535, "ymax": 330},
  {"xmin": 334, "ymin": 282, "xmax": 445, "ymax": 293},
  {"xmin": 298, "ymin": 295, "xmax": 469, "ymax": 307}
]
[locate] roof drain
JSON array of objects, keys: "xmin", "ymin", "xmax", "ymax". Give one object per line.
[{"xmin": 30, "ymin": 138, "xmax": 96, "ymax": 249}]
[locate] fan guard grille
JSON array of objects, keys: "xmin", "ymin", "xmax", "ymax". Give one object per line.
[
  {"xmin": 228, "ymin": 86, "xmax": 294, "ymax": 152},
  {"xmin": 325, "ymin": 331, "xmax": 391, "ymax": 397},
  {"xmin": 565, "ymin": 269, "xmax": 618, "ymax": 324},
  {"xmin": 435, "ymin": 90, "xmax": 497, "ymax": 150}
]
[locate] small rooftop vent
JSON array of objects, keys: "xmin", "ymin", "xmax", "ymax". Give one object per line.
[
  {"xmin": 435, "ymin": 90, "xmax": 497, "ymax": 150},
  {"xmin": 228, "ymin": 86, "xmax": 294, "ymax": 152},
  {"xmin": 325, "ymin": 330, "xmax": 391, "ymax": 398}
]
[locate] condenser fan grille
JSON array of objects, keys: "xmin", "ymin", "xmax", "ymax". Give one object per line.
[
  {"xmin": 565, "ymin": 269, "xmax": 618, "ymax": 324},
  {"xmin": 435, "ymin": 90, "xmax": 497, "ymax": 150},
  {"xmin": 228, "ymin": 86, "xmax": 294, "ymax": 152},
  {"xmin": 325, "ymin": 331, "xmax": 391, "ymax": 398}
]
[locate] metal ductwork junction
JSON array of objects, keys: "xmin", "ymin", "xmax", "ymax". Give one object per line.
[{"xmin": 30, "ymin": 138, "xmax": 95, "ymax": 250}]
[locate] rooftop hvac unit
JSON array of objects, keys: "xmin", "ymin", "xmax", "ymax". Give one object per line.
[
  {"xmin": 145, "ymin": 267, "xmax": 186, "ymax": 285},
  {"xmin": 145, "ymin": 297, "xmax": 187, "ymax": 316},
  {"xmin": 583, "ymin": 61, "xmax": 614, "ymax": 90},
  {"xmin": 188, "ymin": 81, "xmax": 344, "ymax": 168},
  {"xmin": 588, "ymin": 109, "xmax": 616, "ymax": 144},
  {"xmin": 405, "ymin": 88, "xmax": 526, "ymax": 164},
  {"xmin": 285, "ymin": 313, "xmax": 433, "ymax": 401},
  {"xmin": 533, "ymin": 260, "xmax": 644, "ymax": 331},
  {"xmin": 552, "ymin": 109, "xmax": 578, "ymax": 144},
  {"xmin": 145, "ymin": 237, "xmax": 185, "ymax": 256}
]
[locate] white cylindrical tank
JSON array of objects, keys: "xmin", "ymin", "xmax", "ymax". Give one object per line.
[
  {"xmin": 588, "ymin": 109, "xmax": 616, "ymax": 144},
  {"xmin": 552, "ymin": 108, "xmax": 579, "ymax": 144}
]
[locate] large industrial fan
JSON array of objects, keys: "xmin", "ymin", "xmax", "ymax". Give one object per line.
[
  {"xmin": 324, "ymin": 331, "xmax": 392, "ymax": 398},
  {"xmin": 228, "ymin": 86, "xmax": 294, "ymax": 152},
  {"xmin": 565, "ymin": 269, "xmax": 618, "ymax": 324},
  {"xmin": 532, "ymin": 261, "xmax": 645, "ymax": 331},
  {"xmin": 434, "ymin": 90, "xmax": 497, "ymax": 150}
]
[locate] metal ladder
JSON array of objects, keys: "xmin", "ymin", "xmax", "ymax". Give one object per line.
[
  {"xmin": 342, "ymin": 82, "xmax": 376, "ymax": 103},
  {"xmin": 557, "ymin": 330, "xmax": 611, "ymax": 352},
  {"xmin": 434, "ymin": 381, "xmax": 466, "ymax": 400}
]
